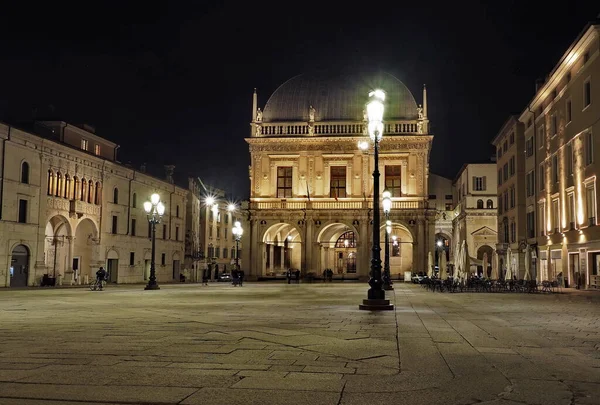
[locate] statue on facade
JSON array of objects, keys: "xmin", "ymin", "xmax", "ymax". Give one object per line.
[
  {"xmin": 417, "ymin": 104, "xmax": 424, "ymax": 120},
  {"xmin": 308, "ymin": 125, "xmax": 314, "ymax": 136},
  {"xmin": 417, "ymin": 120, "xmax": 423, "ymax": 134},
  {"xmin": 362, "ymin": 108, "xmax": 368, "ymax": 122},
  {"xmin": 256, "ymin": 108, "xmax": 263, "ymax": 122},
  {"xmin": 308, "ymin": 105, "xmax": 315, "ymax": 122}
]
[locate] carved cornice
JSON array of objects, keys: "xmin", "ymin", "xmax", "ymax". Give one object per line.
[{"xmin": 246, "ymin": 136, "xmax": 431, "ymax": 153}]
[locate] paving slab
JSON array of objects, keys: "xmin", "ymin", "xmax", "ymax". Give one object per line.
[{"xmin": 0, "ymin": 283, "xmax": 599, "ymax": 404}]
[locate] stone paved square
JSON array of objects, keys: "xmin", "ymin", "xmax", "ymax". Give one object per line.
[{"xmin": 0, "ymin": 283, "xmax": 599, "ymax": 404}]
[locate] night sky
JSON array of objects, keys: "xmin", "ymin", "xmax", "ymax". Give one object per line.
[{"xmin": 1, "ymin": 2, "xmax": 598, "ymax": 199}]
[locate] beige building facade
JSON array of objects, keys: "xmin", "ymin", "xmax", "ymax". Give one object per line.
[
  {"xmin": 428, "ymin": 173, "xmax": 455, "ymax": 266},
  {"xmin": 0, "ymin": 121, "xmax": 186, "ymax": 287},
  {"xmin": 243, "ymin": 71, "xmax": 435, "ymax": 280},
  {"xmin": 518, "ymin": 22, "xmax": 600, "ymax": 288},
  {"xmin": 492, "ymin": 116, "xmax": 527, "ymax": 278},
  {"xmin": 452, "ymin": 163, "xmax": 498, "ymax": 276}
]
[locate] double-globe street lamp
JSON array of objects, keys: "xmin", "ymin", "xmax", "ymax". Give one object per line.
[
  {"xmin": 359, "ymin": 90, "xmax": 394, "ymax": 311},
  {"xmin": 382, "ymin": 189, "xmax": 394, "ymax": 291},
  {"xmin": 232, "ymin": 221, "xmax": 243, "ymax": 270},
  {"xmin": 143, "ymin": 193, "xmax": 165, "ymax": 290}
]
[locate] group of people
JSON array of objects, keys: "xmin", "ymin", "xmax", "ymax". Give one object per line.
[{"xmin": 232, "ymin": 268, "xmax": 244, "ymax": 286}]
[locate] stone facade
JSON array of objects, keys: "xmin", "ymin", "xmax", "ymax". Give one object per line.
[
  {"xmin": 243, "ymin": 72, "xmax": 435, "ymax": 280},
  {"xmin": 428, "ymin": 173, "xmax": 455, "ymax": 265},
  {"xmin": 518, "ymin": 22, "xmax": 600, "ymax": 288},
  {"xmin": 492, "ymin": 116, "xmax": 527, "ymax": 278},
  {"xmin": 0, "ymin": 121, "xmax": 186, "ymax": 287},
  {"xmin": 452, "ymin": 163, "xmax": 498, "ymax": 276}
]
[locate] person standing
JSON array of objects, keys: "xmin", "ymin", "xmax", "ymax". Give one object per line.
[
  {"xmin": 95, "ymin": 267, "xmax": 107, "ymax": 290},
  {"xmin": 239, "ymin": 269, "xmax": 245, "ymax": 286}
]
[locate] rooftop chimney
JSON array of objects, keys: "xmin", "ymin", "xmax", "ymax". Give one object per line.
[{"xmin": 165, "ymin": 165, "xmax": 175, "ymax": 184}]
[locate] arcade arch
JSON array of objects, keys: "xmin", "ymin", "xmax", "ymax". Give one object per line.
[
  {"xmin": 382, "ymin": 222, "xmax": 414, "ymax": 275},
  {"xmin": 477, "ymin": 245, "xmax": 494, "ymax": 277},
  {"xmin": 74, "ymin": 218, "xmax": 99, "ymax": 282},
  {"xmin": 262, "ymin": 223, "xmax": 302, "ymax": 275},
  {"xmin": 44, "ymin": 215, "xmax": 72, "ymax": 280},
  {"xmin": 316, "ymin": 222, "xmax": 359, "ymax": 275}
]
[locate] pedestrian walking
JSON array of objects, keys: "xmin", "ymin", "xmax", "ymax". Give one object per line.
[{"xmin": 239, "ymin": 269, "xmax": 245, "ymax": 286}]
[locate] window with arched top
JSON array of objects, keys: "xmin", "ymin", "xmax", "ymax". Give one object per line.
[
  {"xmin": 81, "ymin": 178, "xmax": 86, "ymax": 201},
  {"xmin": 65, "ymin": 175, "xmax": 71, "ymax": 199},
  {"xmin": 73, "ymin": 176, "xmax": 79, "ymax": 200},
  {"xmin": 477, "ymin": 199, "xmax": 484, "ymax": 209},
  {"xmin": 486, "ymin": 199, "xmax": 493, "ymax": 209},
  {"xmin": 95, "ymin": 182, "xmax": 102, "ymax": 205},
  {"xmin": 21, "ymin": 162, "xmax": 29, "ymax": 184},
  {"xmin": 55, "ymin": 172, "xmax": 62, "ymax": 197},
  {"xmin": 113, "ymin": 188, "xmax": 119, "ymax": 204},
  {"xmin": 335, "ymin": 231, "xmax": 357, "ymax": 248},
  {"xmin": 47, "ymin": 170, "xmax": 54, "ymax": 195},
  {"xmin": 88, "ymin": 180, "xmax": 94, "ymax": 203},
  {"xmin": 132, "ymin": 193, "xmax": 137, "ymax": 208}
]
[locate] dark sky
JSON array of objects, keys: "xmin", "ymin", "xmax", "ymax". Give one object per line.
[{"xmin": 1, "ymin": 2, "xmax": 598, "ymax": 199}]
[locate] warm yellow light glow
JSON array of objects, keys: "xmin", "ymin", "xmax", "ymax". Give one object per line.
[
  {"xmin": 211, "ymin": 204, "xmax": 219, "ymax": 213},
  {"xmin": 367, "ymin": 89, "xmax": 385, "ymax": 142},
  {"xmin": 227, "ymin": 203, "xmax": 236, "ymax": 212},
  {"xmin": 156, "ymin": 202, "xmax": 165, "ymax": 216},
  {"xmin": 358, "ymin": 141, "xmax": 369, "ymax": 150},
  {"xmin": 382, "ymin": 189, "xmax": 392, "ymax": 214},
  {"xmin": 287, "ymin": 235, "xmax": 292, "ymax": 241},
  {"xmin": 234, "ymin": 221, "xmax": 241, "ymax": 228},
  {"xmin": 150, "ymin": 193, "xmax": 160, "ymax": 205},
  {"xmin": 369, "ymin": 89, "xmax": 386, "ymax": 102},
  {"xmin": 437, "ymin": 240, "xmax": 443, "ymax": 247},
  {"xmin": 143, "ymin": 201, "xmax": 152, "ymax": 214},
  {"xmin": 566, "ymin": 51, "xmax": 578, "ymax": 66},
  {"xmin": 205, "ymin": 196, "xmax": 215, "ymax": 206}
]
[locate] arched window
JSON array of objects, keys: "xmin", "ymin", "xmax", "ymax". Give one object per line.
[
  {"xmin": 335, "ymin": 231, "xmax": 357, "ymax": 248},
  {"xmin": 132, "ymin": 193, "xmax": 137, "ymax": 208},
  {"xmin": 21, "ymin": 162, "xmax": 29, "ymax": 184},
  {"xmin": 176, "ymin": 205, "xmax": 180, "ymax": 217},
  {"xmin": 88, "ymin": 180, "xmax": 94, "ymax": 203},
  {"xmin": 55, "ymin": 172, "xmax": 62, "ymax": 197},
  {"xmin": 486, "ymin": 199, "xmax": 493, "ymax": 209},
  {"xmin": 73, "ymin": 176, "xmax": 79, "ymax": 200},
  {"xmin": 47, "ymin": 170, "xmax": 54, "ymax": 195},
  {"xmin": 477, "ymin": 199, "xmax": 484, "ymax": 209},
  {"xmin": 95, "ymin": 182, "xmax": 102, "ymax": 205},
  {"xmin": 81, "ymin": 178, "xmax": 86, "ymax": 201},
  {"xmin": 65, "ymin": 175, "xmax": 71, "ymax": 199},
  {"xmin": 113, "ymin": 188, "xmax": 119, "ymax": 204}
]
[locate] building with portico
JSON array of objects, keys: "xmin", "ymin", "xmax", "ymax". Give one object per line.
[
  {"xmin": 0, "ymin": 121, "xmax": 186, "ymax": 287},
  {"xmin": 242, "ymin": 70, "xmax": 436, "ymax": 280}
]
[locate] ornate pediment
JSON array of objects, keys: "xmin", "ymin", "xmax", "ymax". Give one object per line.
[{"xmin": 471, "ymin": 226, "xmax": 497, "ymax": 237}]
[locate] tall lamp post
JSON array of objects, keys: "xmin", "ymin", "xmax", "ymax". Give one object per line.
[
  {"xmin": 232, "ymin": 221, "xmax": 243, "ymax": 270},
  {"xmin": 382, "ymin": 188, "xmax": 393, "ymax": 290},
  {"xmin": 359, "ymin": 90, "xmax": 393, "ymax": 311},
  {"xmin": 143, "ymin": 193, "xmax": 165, "ymax": 290}
]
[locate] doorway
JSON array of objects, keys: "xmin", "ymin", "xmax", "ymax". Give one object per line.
[
  {"xmin": 569, "ymin": 253, "xmax": 580, "ymax": 288},
  {"xmin": 107, "ymin": 259, "xmax": 118, "ymax": 283},
  {"xmin": 72, "ymin": 257, "xmax": 80, "ymax": 283},
  {"xmin": 10, "ymin": 245, "xmax": 29, "ymax": 287},
  {"xmin": 173, "ymin": 260, "xmax": 180, "ymax": 280}
]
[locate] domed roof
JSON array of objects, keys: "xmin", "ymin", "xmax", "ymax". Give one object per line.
[{"xmin": 262, "ymin": 70, "xmax": 419, "ymax": 122}]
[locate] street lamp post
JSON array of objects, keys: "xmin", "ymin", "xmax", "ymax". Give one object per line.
[
  {"xmin": 382, "ymin": 189, "xmax": 393, "ymax": 291},
  {"xmin": 359, "ymin": 90, "xmax": 393, "ymax": 311},
  {"xmin": 143, "ymin": 193, "xmax": 165, "ymax": 290},
  {"xmin": 232, "ymin": 221, "xmax": 243, "ymax": 270}
]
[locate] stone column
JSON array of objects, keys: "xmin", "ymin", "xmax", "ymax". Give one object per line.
[
  {"xmin": 305, "ymin": 220, "xmax": 314, "ymax": 276},
  {"xmin": 269, "ymin": 244, "xmax": 274, "ymax": 275},
  {"xmin": 359, "ymin": 217, "xmax": 370, "ymax": 280},
  {"xmin": 64, "ymin": 236, "xmax": 75, "ymax": 285}
]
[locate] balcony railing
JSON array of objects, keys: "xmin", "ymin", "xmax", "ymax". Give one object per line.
[
  {"xmin": 256, "ymin": 120, "xmax": 421, "ymax": 136},
  {"xmin": 70, "ymin": 200, "xmax": 101, "ymax": 217},
  {"xmin": 249, "ymin": 198, "xmax": 425, "ymax": 210}
]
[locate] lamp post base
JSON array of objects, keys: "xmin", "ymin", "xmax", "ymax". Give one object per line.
[
  {"xmin": 144, "ymin": 283, "xmax": 160, "ymax": 290},
  {"xmin": 359, "ymin": 299, "xmax": 394, "ymax": 311}
]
